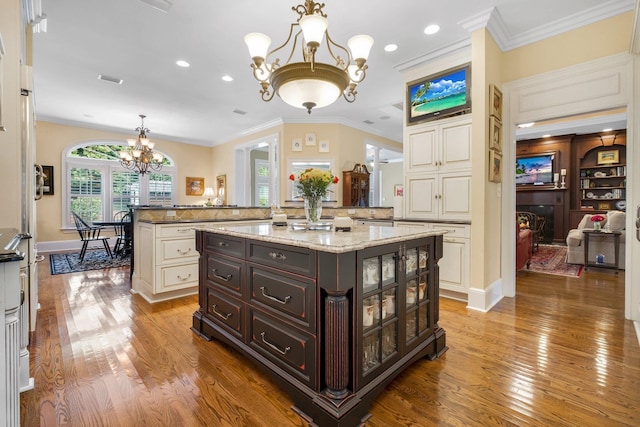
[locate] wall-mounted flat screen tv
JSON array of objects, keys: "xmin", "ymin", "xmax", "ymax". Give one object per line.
[
  {"xmin": 407, "ymin": 64, "xmax": 471, "ymax": 125},
  {"xmin": 516, "ymin": 153, "xmax": 555, "ymax": 185}
]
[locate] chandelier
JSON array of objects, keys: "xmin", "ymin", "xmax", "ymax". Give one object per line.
[
  {"xmin": 119, "ymin": 115, "xmax": 164, "ymax": 175},
  {"xmin": 244, "ymin": 1, "xmax": 373, "ymax": 114}
]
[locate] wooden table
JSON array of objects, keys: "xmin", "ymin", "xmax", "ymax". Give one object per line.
[{"xmin": 582, "ymin": 230, "xmax": 621, "ymax": 274}]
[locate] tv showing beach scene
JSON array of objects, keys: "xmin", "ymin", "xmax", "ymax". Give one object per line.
[
  {"xmin": 407, "ymin": 64, "xmax": 471, "ymax": 124},
  {"xmin": 516, "ymin": 153, "xmax": 554, "ymax": 185}
]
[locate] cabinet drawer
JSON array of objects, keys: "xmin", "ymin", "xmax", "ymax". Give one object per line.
[
  {"xmin": 249, "ymin": 310, "xmax": 316, "ymax": 389},
  {"xmin": 158, "ymin": 223, "xmax": 198, "ymax": 238},
  {"xmin": 206, "ymin": 254, "xmax": 243, "ymax": 297},
  {"xmin": 431, "ymin": 223, "xmax": 470, "ymax": 238},
  {"xmin": 205, "ymin": 288, "xmax": 243, "ymax": 339},
  {"xmin": 248, "ymin": 240, "xmax": 316, "ymax": 277},
  {"xmin": 249, "ymin": 265, "xmax": 315, "ymax": 331},
  {"xmin": 159, "ymin": 238, "xmax": 198, "ymax": 263},
  {"xmin": 156, "ymin": 263, "xmax": 199, "ymax": 292},
  {"xmin": 203, "ymin": 233, "xmax": 245, "ymax": 258}
]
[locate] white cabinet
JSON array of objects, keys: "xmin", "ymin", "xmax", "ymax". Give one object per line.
[
  {"xmin": 404, "ymin": 116, "xmax": 472, "ymax": 221},
  {"xmin": 405, "ymin": 115, "xmax": 472, "ymax": 174},
  {"xmin": 394, "ymin": 221, "xmax": 470, "ymax": 296},
  {"xmin": 405, "ymin": 172, "xmax": 471, "ymax": 221},
  {"xmin": 134, "ymin": 222, "xmax": 203, "ymax": 303},
  {"xmin": 133, "ymin": 220, "xmax": 268, "ymax": 303}
]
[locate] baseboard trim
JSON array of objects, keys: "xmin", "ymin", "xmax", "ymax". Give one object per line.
[{"xmin": 466, "ymin": 279, "xmax": 504, "ymax": 312}]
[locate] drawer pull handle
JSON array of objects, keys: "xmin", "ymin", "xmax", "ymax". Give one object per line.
[
  {"xmin": 260, "ymin": 286, "xmax": 291, "ymax": 304},
  {"xmin": 268, "ymin": 251, "xmax": 287, "ymax": 261},
  {"xmin": 211, "ymin": 304, "xmax": 231, "ymax": 320},
  {"xmin": 218, "ymin": 241, "xmax": 229, "ymax": 247},
  {"xmin": 212, "ymin": 269, "xmax": 232, "ymax": 282},
  {"xmin": 177, "ymin": 273, "xmax": 192, "ymax": 280},
  {"xmin": 177, "ymin": 247, "xmax": 192, "ymax": 255},
  {"xmin": 260, "ymin": 332, "xmax": 291, "ymax": 355},
  {"xmin": 177, "ymin": 228, "xmax": 192, "ymax": 233}
]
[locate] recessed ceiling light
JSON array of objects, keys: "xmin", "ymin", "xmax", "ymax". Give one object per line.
[
  {"xmin": 222, "ymin": 75, "xmax": 234, "ymax": 82},
  {"xmin": 97, "ymin": 74, "xmax": 123, "ymax": 84},
  {"xmin": 384, "ymin": 44, "xmax": 398, "ymax": 52},
  {"xmin": 424, "ymin": 24, "xmax": 440, "ymax": 35},
  {"xmin": 176, "ymin": 60, "xmax": 190, "ymax": 68},
  {"xmin": 518, "ymin": 122, "xmax": 535, "ymax": 128}
]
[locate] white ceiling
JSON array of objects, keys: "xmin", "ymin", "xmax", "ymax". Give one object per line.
[{"xmin": 31, "ymin": 0, "xmax": 634, "ymax": 147}]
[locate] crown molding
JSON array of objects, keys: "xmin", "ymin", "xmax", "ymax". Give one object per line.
[
  {"xmin": 461, "ymin": 0, "xmax": 635, "ymax": 52},
  {"xmin": 394, "ymin": 39, "xmax": 472, "ymax": 73}
]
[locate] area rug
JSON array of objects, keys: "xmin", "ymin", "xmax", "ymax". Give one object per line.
[
  {"xmin": 50, "ymin": 249, "xmax": 130, "ymax": 275},
  {"xmin": 527, "ymin": 244, "xmax": 582, "ymax": 278}
]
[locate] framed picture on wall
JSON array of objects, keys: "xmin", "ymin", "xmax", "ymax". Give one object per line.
[
  {"xmin": 305, "ymin": 133, "xmax": 316, "ymax": 146},
  {"xmin": 186, "ymin": 176, "xmax": 205, "ymax": 196},
  {"xmin": 489, "ymin": 116, "xmax": 502, "ymax": 152},
  {"xmin": 597, "ymin": 150, "xmax": 619, "ymax": 165},
  {"xmin": 319, "ymin": 140, "xmax": 330, "ymax": 153},
  {"xmin": 42, "ymin": 165, "xmax": 54, "ymax": 195},
  {"xmin": 489, "ymin": 84, "xmax": 502, "ymax": 119},
  {"xmin": 489, "ymin": 150, "xmax": 502, "ymax": 183},
  {"xmin": 292, "ymin": 138, "xmax": 302, "ymax": 152}
]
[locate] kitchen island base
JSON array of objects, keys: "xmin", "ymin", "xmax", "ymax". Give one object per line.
[{"xmin": 192, "ymin": 225, "xmax": 446, "ymax": 426}]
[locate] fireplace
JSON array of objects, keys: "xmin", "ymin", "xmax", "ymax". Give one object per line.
[{"xmin": 516, "ymin": 205, "xmax": 554, "ymax": 243}]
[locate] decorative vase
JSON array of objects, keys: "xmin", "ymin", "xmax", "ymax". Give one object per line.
[
  {"xmin": 593, "ymin": 221, "xmax": 601, "ymax": 231},
  {"xmin": 304, "ymin": 196, "xmax": 323, "ymax": 223}
]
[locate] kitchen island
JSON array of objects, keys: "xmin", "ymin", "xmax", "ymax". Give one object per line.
[{"xmin": 191, "ymin": 224, "xmax": 446, "ymax": 426}]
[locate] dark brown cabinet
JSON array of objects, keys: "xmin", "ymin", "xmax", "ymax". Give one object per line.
[
  {"xmin": 192, "ymin": 228, "xmax": 446, "ymax": 426},
  {"xmin": 343, "ymin": 164, "xmax": 370, "ymax": 207}
]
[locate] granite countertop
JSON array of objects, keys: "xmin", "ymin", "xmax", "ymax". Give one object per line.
[
  {"xmin": 194, "ymin": 223, "xmax": 445, "ymax": 253},
  {"xmin": 0, "ymin": 228, "xmax": 26, "ymax": 263}
]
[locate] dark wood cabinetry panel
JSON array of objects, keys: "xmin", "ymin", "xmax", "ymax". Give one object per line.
[{"xmin": 343, "ymin": 164, "xmax": 370, "ymax": 207}]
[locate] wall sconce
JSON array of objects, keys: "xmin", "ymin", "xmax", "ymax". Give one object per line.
[{"xmin": 203, "ymin": 187, "xmax": 215, "ymax": 206}]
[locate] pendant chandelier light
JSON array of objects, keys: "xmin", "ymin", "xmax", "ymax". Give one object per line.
[
  {"xmin": 119, "ymin": 114, "xmax": 164, "ymax": 175},
  {"xmin": 244, "ymin": 0, "xmax": 374, "ymax": 114}
]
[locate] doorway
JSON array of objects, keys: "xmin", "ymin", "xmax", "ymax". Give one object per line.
[
  {"xmin": 233, "ymin": 134, "xmax": 279, "ymax": 207},
  {"xmin": 501, "ymin": 53, "xmax": 637, "ymax": 321}
]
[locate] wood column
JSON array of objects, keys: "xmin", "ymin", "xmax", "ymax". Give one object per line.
[{"xmin": 323, "ymin": 292, "xmax": 350, "ymax": 399}]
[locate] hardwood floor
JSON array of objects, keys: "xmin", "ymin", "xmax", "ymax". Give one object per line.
[{"xmin": 21, "ymin": 259, "xmax": 639, "ymax": 426}]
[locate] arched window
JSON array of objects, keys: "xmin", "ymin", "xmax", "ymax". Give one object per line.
[{"xmin": 63, "ymin": 142, "xmax": 175, "ymax": 228}]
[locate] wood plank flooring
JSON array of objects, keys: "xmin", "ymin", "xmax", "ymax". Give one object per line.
[{"xmin": 21, "ymin": 259, "xmax": 639, "ymax": 426}]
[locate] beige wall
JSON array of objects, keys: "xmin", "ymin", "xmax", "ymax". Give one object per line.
[
  {"xmin": 35, "ymin": 121, "xmax": 214, "ymax": 242},
  {"xmin": 502, "ymin": 12, "xmax": 633, "ymax": 83},
  {"xmin": 0, "ymin": 0, "xmax": 23, "ymax": 229},
  {"xmin": 212, "ymin": 122, "xmax": 401, "ymax": 206}
]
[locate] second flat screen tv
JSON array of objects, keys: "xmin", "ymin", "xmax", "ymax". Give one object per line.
[{"xmin": 516, "ymin": 153, "xmax": 555, "ymax": 186}]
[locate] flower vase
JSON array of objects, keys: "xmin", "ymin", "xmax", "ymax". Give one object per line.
[
  {"xmin": 304, "ymin": 196, "xmax": 322, "ymax": 224},
  {"xmin": 593, "ymin": 221, "xmax": 601, "ymax": 231}
]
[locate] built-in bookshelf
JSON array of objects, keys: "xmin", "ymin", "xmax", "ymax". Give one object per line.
[{"xmin": 578, "ymin": 162, "xmax": 626, "ymax": 211}]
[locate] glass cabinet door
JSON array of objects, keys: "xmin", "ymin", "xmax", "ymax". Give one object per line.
[
  {"xmin": 404, "ymin": 243, "xmax": 432, "ymax": 346},
  {"xmin": 361, "ymin": 251, "xmax": 398, "ymax": 377}
]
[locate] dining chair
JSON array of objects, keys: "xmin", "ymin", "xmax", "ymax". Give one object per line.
[
  {"xmin": 113, "ymin": 211, "xmax": 132, "ymax": 256},
  {"xmin": 71, "ymin": 212, "xmax": 113, "ymax": 261}
]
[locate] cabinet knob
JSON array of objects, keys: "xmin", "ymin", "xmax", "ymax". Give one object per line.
[{"xmin": 268, "ymin": 251, "xmax": 287, "ymax": 261}]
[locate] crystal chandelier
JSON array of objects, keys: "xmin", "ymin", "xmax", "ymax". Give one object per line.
[
  {"xmin": 119, "ymin": 115, "xmax": 164, "ymax": 175},
  {"xmin": 244, "ymin": 1, "xmax": 374, "ymax": 114}
]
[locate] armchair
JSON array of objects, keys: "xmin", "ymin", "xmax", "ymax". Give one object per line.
[{"xmin": 516, "ymin": 214, "xmax": 533, "ymax": 271}]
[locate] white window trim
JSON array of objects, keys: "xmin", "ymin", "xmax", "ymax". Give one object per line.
[
  {"xmin": 286, "ymin": 158, "xmax": 336, "ymax": 201},
  {"xmin": 62, "ymin": 141, "xmax": 176, "ymax": 229}
]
